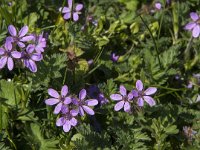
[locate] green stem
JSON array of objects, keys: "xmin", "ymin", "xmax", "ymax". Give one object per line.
[
  {"xmin": 184, "ymin": 35, "xmax": 193, "ymax": 61},
  {"xmin": 139, "ymin": 15, "xmax": 162, "ymax": 69}
]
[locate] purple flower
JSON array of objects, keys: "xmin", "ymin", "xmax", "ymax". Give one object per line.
[
  {"xmin": 21, "ymin": 44, "xmax": 43, "ymax": 72},
  {"xmin": 184, "ymin": 12, "xmax": 200, "ymax": 38},
  {"xmin": 59, "ymin": 0, "xmax": 83, "ymax": 22},
  {"xmin": 56, "ymin": 109, "xmax": 78, "ymax": 132},
  {"xmin": 110, "ymin": 85, "xmax": 133, "ymax": 112},
  {"xmin": 0, "ymin": 42, "xmax": 21, "ymax": 70},
  {"xmin": 45, "ymin": 85, "xmax": 72, "ymax": 114},
  {"xmin": 98, "ymin": 93, "xmax": 109, "ymax": 105},
  {"xmin": 7, "ymin": 25, "xmax": 34, "ymax": 48},
  {"xmin": 111, "ymin": 52, "xmax": 120, "ymax": 62},
  {"xmin": 155, "ymin": 2, "xmax": 162, "ymax": 10},
  {"xmin": 72, "ymin": 89, "xmax": 98, "ymax": 116},
  {"xmin": 183, "ymin": 126, "xmax": 197, "ymax": 141},
  {"xmin": 134, "ymin": 80, "xmax": 157, "ymax": 107},
  {"xmin": 32, "ymin": 33, "xmax": 47, "ymax": 53}
]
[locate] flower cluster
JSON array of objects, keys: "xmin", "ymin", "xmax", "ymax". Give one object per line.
[
  {"xmin": 59, "ymin": 0, "xmax": 83, "ymax": 22},
  {"xmin": 45, "ymin": 85, "xmax": 98, "ymax": 132},
  {"xmin": 0, "ymin": 25, "xmax": 46, "ymax": 72},
  {"xmin": 110, "ymin": 80, "xmax": 157, "ymax": 112}
]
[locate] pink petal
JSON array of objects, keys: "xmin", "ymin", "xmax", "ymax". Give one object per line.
[
  {"xmin": 192, "ymin": 25, "xmax": 200, "ymax": 38},
  {"xmin": 64, "ymin": 12, "xmax": 71, "ymax": 20},
  {"xmin": 136, "ymin": 80, "xmax": 143, "ymax": 91},
  {"xmin": 64, "ymin": 97, "xmax": 71, "ymax": 104},
  {"xmin": 20, "ymin": 35, "xmax": 34, "ymax": 42},
  {"xmin": 68, "ymin": 0, "xmax": 72, "ymax": 9},
  {"xmin": 53, "ymin": 102, "xmax": 62, "ymax": 114},
  {"xmin": 190, "ymin": 12, "xmax": 199, "ymax": 21},
  {"xmin": 128, "ymin": 92, "xmax": 133, "ymax": 100},
  {"xmin": 85, "ymin": 99, "xmax": 98, "ymax": 106},
  {"xmin": 45, "ymin": 98, "xmax": 59, "ymax": 105},
  {"xmin": 144, "ymin": 87, "xmax": 157, "ymax": 95},
  {"xmin": 28, "ymin": 59, "xmax": 37, "ymax": 72},
  {"xmin": 114, "ymin": 101, "xmax": 124, "ymax": 111},
  {"xmin": 124, "ymin": 102, "xmax": 131, "ymax": 112},
  {"xmin": 75, "ymin": 4, "xmax": 83, "ymax": 11},
  {"xmin": 11, "ymin": 51, "xmax": 21, "ymax": 58},
  {"xmin": 0, "ymin": 48, "xmax": 5, "ymax": 55},
  {"xmin": 56, "ymin": 117, "xmax": 65, "ymax": 126},
  {"xmin": 110, "ymin": 94, "xmax": 122, "ymax": 101},
  {"xmin": 59, "ymin": 7, "xmax": 70, "ymax": 13},
  {"xmin": 137, "ymin": 97, "xmax": 144, "ymax": 107},
  {"xmin": 79, "ymin": 107, "xmax": 85, "ymax": 116},
  {"xmin": 70, "ymin": 118, "xmax": 77, "ymax": 126},
  {"xmin": 143, "ymin": 96, "xmax": 156, "ymax": 106},
  {"xmin": 17, "ymin": 42, "xmax": 25, "ymax": 48},
  {"xmin": 79, "ymin": 89, "xmax": 86, "ymax": 100},
  {"xmin": 70, "ymin": 109, "xmax": 79, "ymax": 116},
  {"xmin": 5, "ymin": 41, "xmax": 12, "ymax": 51},
  {"xmin": 73, "ymin": 12, "xmax": 79, "ymax": 21},
  {"xmin": 19, "ymin": 26, "xmax": 28, "ymax": 37},
  {"xmin": 82, "ymin": 105, "xmax": 95, "ymax": 115},
  {"xmin": 61, "ymin": 85, "xmax": 68, "ymax": 96},
  {"xmin": 119, "ymin": 85, "xmax": 127, "ymax": 96},
  {"xmin": 184, "ymin": 22, "xmax": 196, "ymax": 30},
  {"xmin": 0, "ymin": 56, "xmax": 7, "ymax": 69},
  {"xmin": 7, "ymin": 57, "xmax": 14, "ymax": 70},
  {"xmin": 48, "ymin": 88, "xmax": 60, "ymax": 98},
  {"xmin": 63, "ymin": 121, "xmax": 71, "ymax": 132},
  {"xmin": 8, "ymin": 25, "xmax": 17, "ymax": 36}
]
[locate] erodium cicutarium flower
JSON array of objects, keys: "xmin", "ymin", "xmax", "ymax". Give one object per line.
[
  {"xmin": 133, "ymin": 80, "xmax": 157, "ymax": 107},
  {"xmin": 7, "ymin": 25, "xmax": 34, "ymax": 48},
  {"xmin": 45, "ymin": 85, "xmax": 72, "ymax": 114},
  {"xmin": 110, "ymin": 85, "xmax": 133, "ymax": 112},
  {"xmin": 59, "ymin": 0, "xmax": 83, "ymax": 21},
  {"xmin": 0, "ymin": 41, "xmax": 21, "ymax": 70},
  {"xmin": 72, "ymin": 89, "xmax": 98, "ymax": 116},
  {"xmin": 184, "ymin": 12, "xmax": 200, "ymax": 38}
]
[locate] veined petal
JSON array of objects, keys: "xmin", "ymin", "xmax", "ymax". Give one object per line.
[
  {"xmin": 136, "ymin": 80, "xmax": 143, "ymax": 91},
  {"xmin": 70, "ymin": 118, "xmax": 77, "ymax": 126},
  {"xmin": 190, "ymin": 12, "xmax": 199, "ymax": 21},
  {"xmin": 59, "ymin": 7, "xmax": 70, "ymax": 13},
  {"xmin": 19, "ymin": 26, "xmax": 28, "ymax": 37},
  {"xmin": 61, "ymin": 85, "xmax": 68, "ymax": 96},
  {"xmin": 53, "ymin": 103, "xmax": 63, "ymax": 114},
  {"xmin": 0, "ymin": 48, "xmax": 5, "ymax": 55},
  {"xmin": 0, "ymin": 56, "xmax": 7, "ymax": 69},
  {"xmin": 114, "ymin": 101, "xmax": 124, "ymax": 111},
  {"xmin": 124, "ymin": 102, "xmax": 131, "ymax": 112},
  {"xmin": 11, "ymin": 51, "xmax": 21, "ymax": 58},
  {"xmin": 20, "ymin": 35, "xmax": 34, "ymax": 42},
  {"xmin": 68, "ymin": 0, "xmax": 72, "ymax": 9},
  {"xmin": 82, "ymin": 105, "xmax": 95, "ymax": 115},
  {"xmin": 79, "ymin": 89, "xmax": 86, "ymax": 100},
  {"xmin": 73, "ymin": 12, "xmax": 79, "ymax": 21},
  {"xmin": 63, "ymin": 121, "xmax": 71, "ymax": 132},
  {"xmin": 79, "ymin": 106, "xmax": 85, "ymax": 116},
  {"xmin": 64, "ymin": 97, "xmax": 71, "ymax": 104},
  {"xmin": 28, "ymin": 59, "xmax": 37, "ymax": 72},
  {"xmin": 144, "ymin": 87, "xmax": 157, "ymax": 95},
  {"xmin": 119, "ymin": 85, "xmax": 127, "ymax": 96},
  {"xmin": 56, "ymin": 117, "xmax": 65, "ymax": 126},
  {"xmin": 184, "ymin": 22, "xmax": 196, "ymax": 30},
  {"xmin": 64, "ymin": 12, "xmax": 71, "ymax": 20},
  {"xmin": 17, "ymin": 42, "xmax": 25, "ymax": 48},
  {"xmin": 45, "ymin": 98, "xmax": 59, "ymax": 105},
  {"xmin": 143, "ymin": 96, "xmax": 156, "ymax": 106},
  {"xmin": 70, "ymin": 109, "xmax": 79, "ymax": 116},
  {"xmin": 7, "ymin": 57, "xmax": 14, "ymax": 71},
  {"xmin": 128, "ymin": 92, "xmax": 133, "ymax": 100},
  {"xmin": 75, "ymin": 4, "xmax": 83, "ymax": 11},
  {"xmin": 48, "ymin": 88, "xmax": 60, "ymax": 98},
  {"xmin": 61, "ymin": 105, "xmax": 69, "ymax": 114},
  {"xmin": 137, "ymin": 97, "xmax": 144, "ymax": 107},
  {"xmin": 5, "ymin": 41, "xmax": 12, "ymax": 51},
  {"xmin": 31, "ymin": 53, "xmax": 43, "ymax": 61},
  {"xmin": 26, "ymin": 44, "xmax": 35, "ymax": 53},
  {"xmin": 8, "ymin": 25, "xmax": 17, "ymax": 36},
  {"xmin": 110, "ymin": 94, "xmax": 122, "ymax": 101},
  {"xmin": 192, "ymin": 25, "xmax": 200, "ymax": 38},
  {"xmin": 85, "ymin": 99, "xmax": 98, "ymax": 106}
]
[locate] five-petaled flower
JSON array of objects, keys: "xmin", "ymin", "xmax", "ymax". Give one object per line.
[
  {"xmin": 72, "ymin": 89, "xmax": 98, "ymax": 116},
  {"xmin": 133, "ymin": 80, "xmax": 157, "ymax": 107},
  {"xmin": 56, "ymin": 108, "xmax": 78, "ymax": 132},
  {"xmin": 59, "ymin": 0, "xmax": 83, "ymax": 21},
  {"xmin": 0, "ymin": 41, "xmax": 21, "ymax": 70},
  {"xmin": 45, "ymin": 85, "xmax": 72, "ymax": 114},
  {"xmin": 7, "ymin": 25, "xmax": 34, "ymax": 48},
  {"xmin": 184, "ymin": 12, "xmax": 200, "ymax": 38},
  {"xmin": 110, "ymin": 85, "xmax": 133, "ymax": 112}
]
